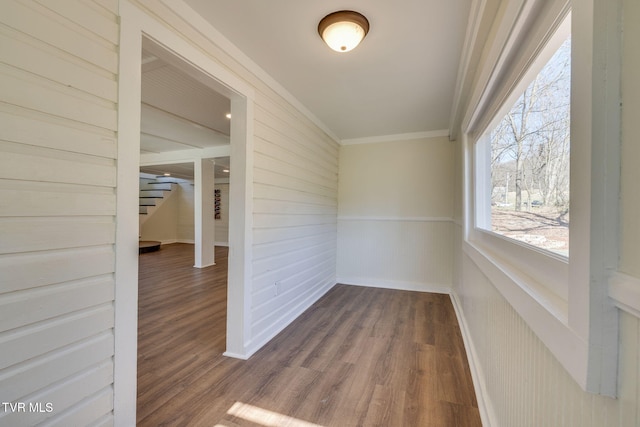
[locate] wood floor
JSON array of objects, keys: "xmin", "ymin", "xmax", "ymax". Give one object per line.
[{"xmin": 137, "ymin": 243, "xmax": 482, "ymax": 426}]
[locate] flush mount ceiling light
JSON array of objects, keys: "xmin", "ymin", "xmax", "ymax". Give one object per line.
[{"xmin": 318, "ymin": 10, "xmax": 369, "ymax": 53}]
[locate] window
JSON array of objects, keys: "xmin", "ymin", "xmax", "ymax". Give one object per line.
[
  {"xmin": 476, "ymin": 34, "xmax": 571, "ymax": 257},
  {"xmin": 464, "ymin": 2, "xmax": 621, "ymax": 394}
]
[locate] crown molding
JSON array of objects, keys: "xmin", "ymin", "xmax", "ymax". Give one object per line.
[
  {"xmin": 448, "ymin": 0, "xmax": 487, "ymax": 141},
  {"xmin": 340, "ymin": 130, "xmax": 449, "ymax": 146}
]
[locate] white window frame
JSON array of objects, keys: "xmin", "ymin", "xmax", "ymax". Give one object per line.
[{"xmin": 461, "ymin": 0, "xmax": 621, "ymax": 396}]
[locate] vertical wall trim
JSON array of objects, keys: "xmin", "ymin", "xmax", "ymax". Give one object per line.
[
  {"xmin": 570, "ymin": 0, "xmax": 621, "ymax": 395},
  {"xmin": 114, "ymin": 4, "xmax": 141, "ymax": 425},
  {"xmin": 225, "ymin": 96, "xmax": 255, "ymax": 358}
]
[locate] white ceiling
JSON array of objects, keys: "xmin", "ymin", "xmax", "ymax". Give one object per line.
[
  {"xmin": 140, "ymin": 42, "xmax": 231, "ymax": 155},
  {"xmin": 138, "ymin": 1, "xmax": 471, "ymax": 178},
  {"xmin": 183, "ymin": 0, "xmax": 471, "ymax": 141},
  {"xmin": 140, "ymin": 42, "xmax": 232, "ymax": 179}
]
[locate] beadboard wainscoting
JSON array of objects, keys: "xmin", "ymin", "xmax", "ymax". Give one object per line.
[
  {"xmin": 454, "ymin": 249, "xmax": 639, "ymax": 426},
  {"xmin": 337, "ymin": 217, "xmax": 453, "ymax": 293},
  {"xmin": 453, "ymin": 219, "xmax": 640, "ymax": 426}
]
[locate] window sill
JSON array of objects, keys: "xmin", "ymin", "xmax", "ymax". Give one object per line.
[
  {"xmin": 609, "ymin": 272, "xmax": 640, "ymax": 319},
  {"xmin": 463, "ymin": 239, "xmax": 588, "ymax": 388},
  {"xmin": 472, "ymin": 228, "xmax": 569, "ymax": 301}
]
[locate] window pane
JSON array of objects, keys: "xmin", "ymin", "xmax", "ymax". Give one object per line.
[{"xmin": 487, "ymin": 36, "xmax": 571, "ymax": 256}]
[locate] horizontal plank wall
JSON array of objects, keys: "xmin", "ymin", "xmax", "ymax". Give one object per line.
[
  {"xmin": 337, "ymin": 137, "xmax": 454, "ymax": 292},
  {"xmin": 250, "ymin": 93, "xmax": 338, "ymax": 348},
  {"xmin": 0, "ymin": 0, "xmax": 118, "ymax": 425},
  {"xmin": 130, "ymin": 0, "xmax": 339, "ymax": 356}
]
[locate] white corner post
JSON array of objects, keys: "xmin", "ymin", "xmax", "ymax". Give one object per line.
[
  {"xmin": 224, "ymin": 95, "xmax": 254, "ymax": 358},
  {"xmin": 194, "ymin": 158, "xmax": 216, "ymax": 268}
]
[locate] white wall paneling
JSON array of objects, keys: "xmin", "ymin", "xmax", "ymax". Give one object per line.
[
  {"xmin": 0, "ymin": 2, "xmax": 119, "ymax": 425},
  {"xmin": 0, "ymin": 246, "xmax": 115, "ymax": 294},
  {"xmin": 454, "ymin": 245, "xmax": 639, "ymax": 426},
  {"xmin": 249, "ymin": 87, "xmax": 338, "ymax": 355}
]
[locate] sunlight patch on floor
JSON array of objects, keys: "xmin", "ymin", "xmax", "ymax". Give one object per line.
[{"xmin": 227, "ymin": 402, "xmax": 324, "ymax": 427}]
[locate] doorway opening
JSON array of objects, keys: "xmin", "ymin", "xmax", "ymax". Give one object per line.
[
  {"xmin": 136, "ymin": 38, "xmax": 237, "ymax": 420},
  {"xmin": 115, "ymin": 7, "xmax": 255, "ymax": 422}
]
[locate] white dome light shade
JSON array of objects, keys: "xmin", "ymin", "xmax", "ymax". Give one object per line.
[{"xmin": 318, "ymin": 11, "xmax": 369, "ymax": 53}]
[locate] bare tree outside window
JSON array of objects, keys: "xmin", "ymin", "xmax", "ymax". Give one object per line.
[{"xmin": 489, "ymin": 37, "xmax": 571, "ymax": 255}]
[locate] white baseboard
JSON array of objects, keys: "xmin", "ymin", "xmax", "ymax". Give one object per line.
[
  {"xmin": 336, "ymin": 277, "xmax": 451, "ymax": 294},
  {"xmin": 152, "ymin": 239, "xmax": 195, "ymax": 245},
  {"xmin": 159, "ymin": 240, "xmax": 226, "ymax": 247},
  {"xmin": 450, "ymin": 291, "xmax": 497, "ymax": 427},
  {"xmin": 222, "ymin": 351, "xmax": 249, "ymax": 360}
]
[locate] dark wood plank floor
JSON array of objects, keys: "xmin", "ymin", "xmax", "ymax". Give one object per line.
[{"xmin": 137, "ymin": 243, "xmax": 481, "ymax": 426}]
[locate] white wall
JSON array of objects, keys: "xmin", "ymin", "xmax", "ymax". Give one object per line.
[
  {"xmin": 140, "ymin": 184, "xmax": 180, "ymax": 243},
  {"xmin": 337, "ymin": 137, "xmax": 454, "ymax": 292},
  {"xmin": 177, "ymin": 179, "xmax": 195, "ymax": 243},
  {"xmin": 0, "ymin": 0, "xmax": 118, "ymax": 425},
  {"xmin": 139, "ymin": 179, "xmax": 196, "ymax": 244},
  {"xmin": 140, "ymin": 179, "xmax": 229, "ymax": 245},
  {"xmin": 453, "ymin": 0, "xmax": 640, "ymax": 425}
]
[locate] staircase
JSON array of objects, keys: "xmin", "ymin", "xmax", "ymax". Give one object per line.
[
  {"xmin": 139, "ymin": 176, "xmax": 176, "ymax": 225},
  {"xmin": 139, "ymin": 175, "xmax": 177, "ymax": 253}
]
